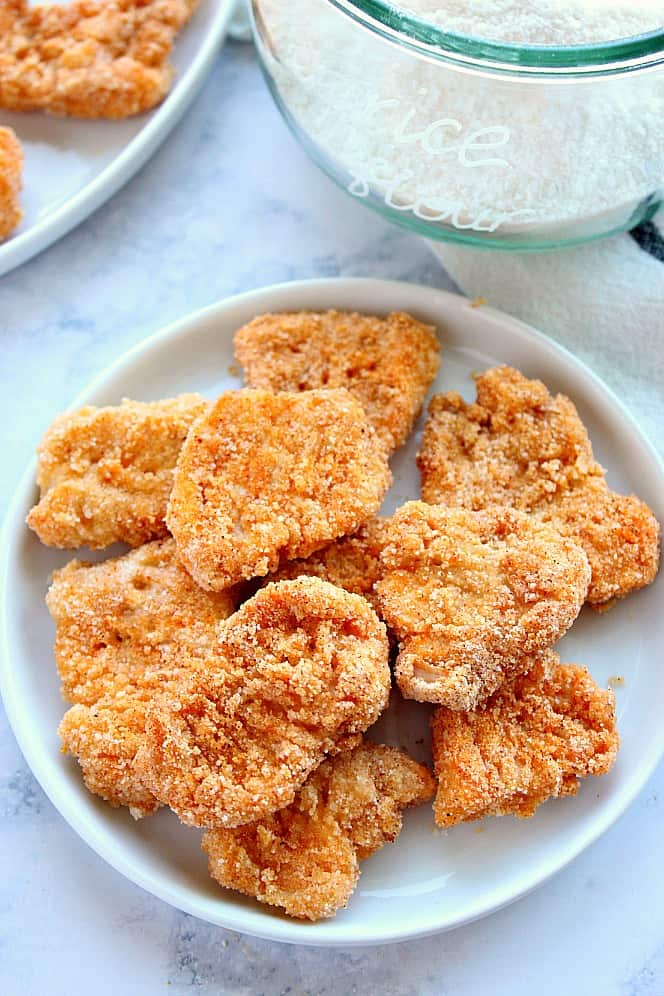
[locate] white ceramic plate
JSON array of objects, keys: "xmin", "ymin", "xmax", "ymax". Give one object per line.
[
  {"xmin": 0, "ymin": 0, "xmax": 234, "ymax": 278},
  {"xmin": 1, "ymin": 279, "xmax": 662, "ymax": 946}
]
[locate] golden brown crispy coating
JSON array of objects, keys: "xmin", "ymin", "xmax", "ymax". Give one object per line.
[
  {"xmin": 265, "ymin": 517, "xmax": 388, "ymax": 612},
  {"xmin": 0, "ymin": 126, "xmax": 22, "ymax": 240},
  {"xmin": 28, "ymin": 394, "xmax": 207, "ymax": 549},
  {"xmin": 431, "ymin": 652, "xmax": 619, "ymax": 826},
  {"xmin": 47, "ymin": 539, "xmax": 236, "ymax": 706},
  {"xmin": 135, "ymin": 578, "xmax": 391, "ymax": 829},
  {"xmin": 167, "ymin": 388, "xmax": 391, "ymax": 591},
  {"xmin": 375, "ymin": 502, "xmax": 590, "ymax": 710},
  {"xmin": 203, "ymin": 741, "xmax": 435, "ymax": 920},
  {"xmin": 59, "ymin": 691, "xmax": 159, "ymax": 819},
  {"xmin": 418, "ymin": 366, "xmax": 660, "ymax": 607},
  {"xmin": 234, "ymin": 311, "xmax": 440, "ymax": 453},
  {"xmin": 53, "ymin": 540, "xmax": 237, "ymax": 817},
  {"xmin": 0, "ymin": 0, "xmax": 197, "ymax": 120}
]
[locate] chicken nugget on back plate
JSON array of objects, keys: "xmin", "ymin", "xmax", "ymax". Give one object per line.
[
  {"xmin": 203, "ymin": 741, "xmax": 434, "ymax": 920},
  {"xmin": 418, "ymin": 366, "xmax": 660, "ymax": 607},
  {"xmin": 135, "ymin": 578, "xmax": 391, "ymax": 829},
  {"xmin": 27, "ymin": 394, "xmax": 208, "ymax": 549},
  {"xmin": 431, "ymin": 652, "xmax": 619, "ymax": 826},
  {"xmin": 375, "ymin": 502, "xmax": 590, "ymax": 710},
  {"xmin": 0, "ymin": 126, "xmax": 22, "ymax": 240},
  {"xmin": 234, "ymin": 311, "xmax": 440, "ymax": 453},
  {"xmin": 167, "ymin": 388, "xmax": 391, "ymax": 591},
  {"xmin": 0, "ymin": 0, "xmax": 198, "ymax": 119}
]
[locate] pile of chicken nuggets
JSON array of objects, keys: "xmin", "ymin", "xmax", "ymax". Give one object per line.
[
  {"xmin": 28, "ymin": 309, "xmax": 660, "ymax": 921},
  {"xmin": 0, "ymin": 0, "xmax": 200, "ymax": 240}
]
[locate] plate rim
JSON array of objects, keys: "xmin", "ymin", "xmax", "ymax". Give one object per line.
[
  {"xmin": 1, "ymin": 277, "xmax": 662, "ymax": 947},
  {"xmin": 0, "ymin": 0, "xmax": 235, "ymax": 279}
]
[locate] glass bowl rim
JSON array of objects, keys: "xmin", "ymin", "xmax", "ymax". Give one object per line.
[{"xmin": 328, "ymin": 0, "xmax": 664, "ymax": 71}]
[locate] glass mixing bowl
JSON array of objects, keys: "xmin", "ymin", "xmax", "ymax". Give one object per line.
[{"xmin": 252, "ymin": 0, "xmax": 664, "ymax": 250}]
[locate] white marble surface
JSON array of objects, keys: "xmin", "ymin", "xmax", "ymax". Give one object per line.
[{"xmin": 1, "ymin": 39, "xmax": 662, "ymax": 996}]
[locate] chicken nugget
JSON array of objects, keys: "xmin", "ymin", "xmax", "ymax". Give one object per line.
[
  {"xmin": 375, "ymin": 502, "xmax": 590, "ymax": 710},
  {"xmin": 203, "ymin": 741, "xmax": 434, "ymax": 920},
  {"xmin": 59, "ymin": 690, "xmax": 159, "ymax": 819},
  {"xmin": 265, "ymin": 516, "xmax": 388, "ymax": 612},
  {"xmin": 54, "ymin": 540, "xmax": 237, "ymax": 817},
  {"xmin": 418, "ymin": 366, "xmax": 660, "ymax": 607},
  {"xmin": 47, "ymin": 539, "xmax": 236, "ymax": 706},
  {"xmin": 0, "ymin": 126, "xmax": 22, "ymax": 240},
  {"xmin": 28, "ymin": 394, "xmax": 208, "ymax": 549},
  {"xmin": 0, "ymin": 0, "xmax": 197, "ymax": 119},
  {"xmin": 167, "ymin": 388, "xmax": 391, "ymax": 591},
  {"xmin": 135, "ymin": 578, "xmax": 391, "ymax": 828},
  {"xmin": 431, "ymin": 652, "xmax": 619, "ymax": 826},
  {"xmin": 234, "ymin": 311, "xmax": 440, "ymax": 453}
]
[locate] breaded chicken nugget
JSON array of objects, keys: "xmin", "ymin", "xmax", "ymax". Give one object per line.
[
  {"xmin": 59, "ymin": 691, "xmax": 160, "ymax": 819},
  {"xmin": 203, "ymin": 741, "xmax": 434, "ymax": 920},
  {"xmin": 418, "ymin": 367, "xmax": 660, "ymax": 607},
  {"xmin": 265, "ymin": 517, "xmax": 388, "ymax": 612},
  {"xmin": 47, "ymin": 539, "xmax": 236, "ymax": 706},
  {"xmin": 375, "ymin": 502, "xmax": 590, "ymax": 710},
  {"xmin": 0, "ymin": 126, "xmax": 22, "ymax": 240},
  {"xmin": 28, "ymin": 394, "xmax": 208, "ymax": 549},
  {"xmin": 167, "ymin": 389, "xmax": 391, "ymax": 591},
  {"xmin": 0, "ymin": 0, "xmax": 197, "ymax": 119},
  {"xmin": 431, "ymin": 652, "xmax": 619, "ymax": 826},
  {"xmin": 54, "ymin": 540, "xmax": 237, "ymax": 817},
  {"xmin": 234, "ymin": 311, "xmax": 440, "ymax": 453},
  {"xmin": 135, "ymin": 578, "xmax": 391, "ymax": 828}
]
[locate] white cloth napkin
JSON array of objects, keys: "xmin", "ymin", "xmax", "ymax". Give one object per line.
[{"xmin": 430, "ymin": 211, "xmax": 664, "ymax": 447}]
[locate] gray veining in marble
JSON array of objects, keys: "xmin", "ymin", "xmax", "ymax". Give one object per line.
[{"xmin": 0, "ymin": 40, "xmax": 662, "ymax": 996}]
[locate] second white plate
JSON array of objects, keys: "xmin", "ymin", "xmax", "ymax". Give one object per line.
[
  {"xmin": 1, "ymin": 278, "xmax": 662, "ymax": 946},
  {"xmin": 0, "ymin": 0, "xmax": 235, "ymax": 277}
]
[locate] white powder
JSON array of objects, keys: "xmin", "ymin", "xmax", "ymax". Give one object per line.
[
  {"xmin": 257, "ymin": 0, "xmax": 664, "ymax": 239},
  {"xmin": 401, "ymin": 0, "xmax": 664, "ymax": 46}
]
